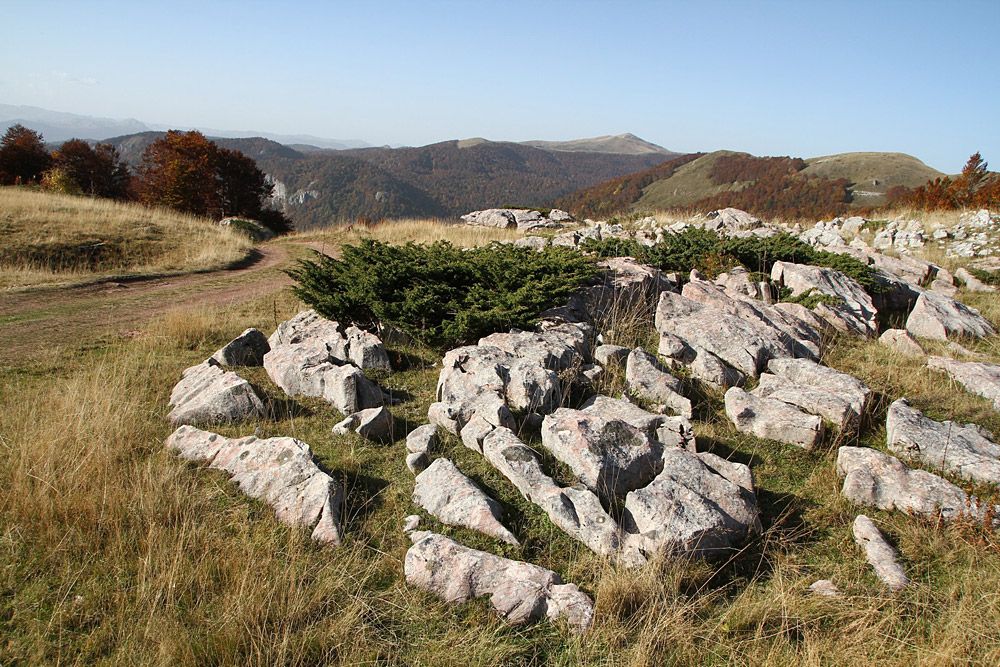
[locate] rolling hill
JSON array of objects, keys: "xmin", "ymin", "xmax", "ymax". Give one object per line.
[
  {"xmin": 560, "ymin": 149, "xmax": 946, "ymax": 220},
  {"xmin": 520, "ymin": 133, "xmax": 677, "ymax": 156}
]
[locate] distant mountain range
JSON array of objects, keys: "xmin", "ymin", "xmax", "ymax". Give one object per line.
[{"xmin": 3, "ymin": 103, "xmax": 948, "ymax": 226}]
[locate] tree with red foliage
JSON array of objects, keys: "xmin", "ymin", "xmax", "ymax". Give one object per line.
[
  {"xmin": 904, "ymin": 152, "xmax": 999, "ymax": 210},
  {"xmin": 135, "ymin": 130, "xmax": 289, "ymax": 232},
  {"xmin": 0, "ymin": 124, "xmax": 52, "ymax": 185},
  {"xmin": 49, "ymin": 139, "xmax": 131, "ymax": 199}
]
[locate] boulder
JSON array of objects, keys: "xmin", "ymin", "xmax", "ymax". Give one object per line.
[
  {"xmin": 514, "ymin": 236, "xmax": 548, "ymax": 251},
  {"xmin": 623, "ymin": 448, "xmax": 760, "ymax": 557},
  {"xmin": 703, "ymin": 208, "xmax": 762, "ymax": 235},
  {"xmin": 218, "ymin": 216, "xmax": 274, "ymax": 241},
  {"xmin": 404, "ymin": 531, "xmax": 593, "ymax": 632},
  {"xmin": 479, "ymin": 324, "xmax": 588, "ymax": 371},
  {"xmin": 168, "ymin": 359, "xmax": 265, "ymax": 426},
  {"xmin": 413, "ymin": 458, "xmax": 518, "ymax": 545},
  {"xmin": 836, "ymin": 446, "xmax": 997, "ymax": 523},
  {"xmin": 548, "ymin": 209, "xmax": 574, "ymax": 223},
  {"xmin": 724, "ymin": 387, "xmax": 824, "ymax": 449},
  {"xmin": 886, "ymin": 398, "xmax": 1000, "ymax": 486},
  {"xmin": 594, "ymin": 344, "xmax": 629, "ymax": 367},
  {"xmin": 481, "ymin": 427, "xmax": 623, "ymax": 558},
  {"xmin": 927, "ymin": 356, "xmax": 1000, "ymax": 411},
  {"xmin": 165, "ymin": 426, "xmax": 342, "ymax": 544},
  {"xmin": 263, "ymin": 345, "xmax": 383, "ymax": 415},
  {"xmin": 540, "ymin": 408, "xmax": 664, "ymax": 500},
  {"xmin": 428, "ymin": 346, "xmax": 525, "ymax": 434},
  {"xmin": 879, "ymin": 329, "xmax": 925, "ymax": 357},
  {"xmin": 211, "ymin": 328, "xmax": 270, "ymax": 366},
  {"xmin": 905, "ymin": 291, "xmax": 996, "ymax": 341},
  {"xmin": 406, "ymin": 452, "xmax": 429, "ymax": 475},
  {"xmin": 332, "ymin": 405, "xmax": 393, "ymax": 442},
  {"xmin": 770, "ymin": 261, "xmax": 878, "ymax": 337},
  {"xmin": 853, "ymin": 515, "xmax": 909, "ymax": 592},
  {"xmin": 406, "ymin": 424, "xmax": 438, "ymax": 454},
  {"xmin": 624, "ymin": 348, "xmax": 692, "ymax": 417},
  {"xmin": 460, "ymin": 209, "xmax": 517, "ymax": 229},
  {"xmin": 345, "ymin": 325, "xmax": 392, "ymax": 371}
]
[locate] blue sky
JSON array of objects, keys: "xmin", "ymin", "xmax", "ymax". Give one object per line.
[{"xmin": 3, "ymin": 0, "xmax": 998, "ymax": 171}]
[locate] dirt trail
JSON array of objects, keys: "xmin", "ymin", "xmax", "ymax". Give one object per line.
[{"xmin": 0, "ymin": 241, "xmax": 334, "ymax": 370}]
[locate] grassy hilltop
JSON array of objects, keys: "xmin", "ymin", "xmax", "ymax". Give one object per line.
[{"xmin": 2, "ymin": 189, "xmax": 1000, "ymax": 665}]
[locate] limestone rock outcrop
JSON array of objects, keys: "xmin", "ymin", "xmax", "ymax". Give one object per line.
[
  {"xmin": 413, "ymin": 458, "xmax": 518, "ymax": 545},
  {"xmin": 168, "ymin": 359, "xmax": 265, "ymax": 426}
]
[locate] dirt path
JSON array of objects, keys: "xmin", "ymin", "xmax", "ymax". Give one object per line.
[{"xmin": 0, "ymin": 240, "xmax": 334, "ymax": 370}]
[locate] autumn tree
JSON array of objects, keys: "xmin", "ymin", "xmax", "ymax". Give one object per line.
[
  {"xmin": 48, "ymin": 139, "xmax": 131, "ymax": 199},
  {"xmin": 0, "ymin": 124, "xmax": 52, "ymax": 185},
  {"xmin": 135, "ymin": 130, "xmax": 289, "ymax": 232},
  {"xmin": 903, "ymin": 152, "xmax": 999, "ymax": 210}
]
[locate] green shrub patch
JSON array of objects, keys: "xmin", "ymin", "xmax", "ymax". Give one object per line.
[{"xmin": 289, "ymin": 239, "xmax": 600, "ymax": 349}]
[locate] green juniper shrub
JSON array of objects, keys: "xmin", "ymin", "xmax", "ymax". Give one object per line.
[
  {"xmin": 969, "ymin": 267, "xmax": 1000, "ymax": 286},
  {"xmin": 288, "ymin": 239, "xmax": 600, "ymax": 349},
  {"xmin": 583, "ymin": 228, "xmax": 883, "ymax": 294}
]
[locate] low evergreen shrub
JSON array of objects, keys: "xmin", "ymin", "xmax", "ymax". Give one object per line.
[{"xmin": 289, "ymin": 239, "xmax": 600, "ymax": 349}]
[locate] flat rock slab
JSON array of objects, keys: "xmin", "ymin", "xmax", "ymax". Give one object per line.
[
  {"xmin": 927, "ymin": 356, "xmax": 1000, "ymax": 411},
  {"xmin": 905, "ymin": 291, "xmax": 995, "ymax": 341},
  {"xmin": 540, "ymin": 407, "xmax": 663, "ymax": 500},
  {"xmin": 168, "ymin": 359, "xmax": 265, "ymax": 426},
  {"xmin": 404, "ymin": 531, "xmax": 593, "ymax": 633},
  {"xmin": 165, "ymin": 426, "xmax": 343, "ymax": 544},
  {"xmin": 623, "ymin": 449, "xmax": 760, "ymax": 557},
  {"xmin": 752, "ymin": 358, "xmax": 871, "ymax": 430},
  {"xmin": 482, "ymin": 427, "xmax": 624, "ymax": 559},
  {"xmin": 853, "ymin": 515, "xmax": 909, "ymax": 591},
  {"xmin": 886, "ymin": 398, "xmax": 1000, "ymax": 486},
  {"xmin": 836, "ymin": 446, "xmax": 997, "ymax": 523},
  {"xmin": 413, "ymin": 458, "xmax": 518, "ymax": 545},
  {"xmin": 211, "ymin": 328, "xmax": 270, "ymax": 366},
  {"xmin": 724, "ymin": 387, "xmax": 824, "ymax": 449},
  {"xmin": 579, "ymin": 395, "xmax": 695, "ymax": 451}
]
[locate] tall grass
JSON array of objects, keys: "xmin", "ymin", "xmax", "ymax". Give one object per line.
[{"xmin": 0, "ymin": 187, "xmax": 253, "ymax": 289}]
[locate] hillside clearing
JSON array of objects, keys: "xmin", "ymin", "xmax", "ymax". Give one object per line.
[{"xmin": 0, "ymin": 187, "xmax": 254, "ymax": 289}]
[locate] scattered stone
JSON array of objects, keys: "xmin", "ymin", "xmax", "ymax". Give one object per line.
[
  {"xmin": 413, "ymin": 458, "xmax": 518, "ymax": 545},
  {"xmin": 345, "ymin": 325, "xmax": 392, "ymax": 371},
  {"xmin": 624, "ymin": 348, "xmax": 692, "ymax": 417},
  {"xmin": 406, "ymin": 424, "xmax": 438, "ymax": 454},
  {"xmin": 332, "ymin": 405, "xmax": 394, "ymax": 441},
  {"xmin": 623, "ymin": 448, "xmax": 760, "ymax": 557},
  {"xmin": 886, "ymin": 398, "xmax": 1000, "ymax": 486},
  {"xmin": 269, "ymin": 310, "xmax": 391, "ymax": 371},
  {"xmin": 927, "ymin": 356, "xmax": 1000, "ymax": 411},
  {"xmin": 168, "ymin": 359, "xmax": 265, "ymax": 426},
  {"xmin": 406, "ymin": 452, "xmax": 429, "ymax": 475},
  {"xmin": 594, "ymin": 344, "xmax": 629, "ymax": 367},
  {"xmin": 836, "ymin": 446, "xmax": 997, "ymax": 523},
  {"xmin": 165, "ymin": 425, "xmax": 342, "ymax": 544},
  {"xmin": 211, "ymin": 328, "xmax": 270, "ymax": 366},
  {"xmin": 809, "ymin": 580, "xmax": 841, "ymax": 598},
  {"xmin": 703, "ymin": 208, "xmax": 762, "ymax": 235},
  {"xmin": 481, "ymin": 427, "xmax": 623, "ymax": 558},
  {"xmin": 548, "ymin": 208, "xmax": 574, "ymax": 223},
  {"xmin": 955, "ymin": 267, "xmax": 995, "ymax": 292},
  {"xmin": 852, "ymin": 515, "xmax": 909, "ymax": 591},
  {"xmin": 905, "ymin": 291, "xmax": 996, "ymax": 341},
  {"xmin": 879, "ymin": 329, "xmax": 925, "ymax": 357},
  {"xmin": 404, "ymin": 531, "xmax": 594, "ymax": 633},
  {"xmin": 403, "ymin": 515, "xmax": 421, "ymax": 533},
  {"xmin": 724, "ymin": 387, "xmax": 824, "ymax": 449},
  {"xmin": 514, "ymin": 236, "xmax": 548, "ymax": 251}
]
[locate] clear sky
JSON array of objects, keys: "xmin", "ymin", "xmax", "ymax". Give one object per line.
[{"xmin": 3, "ymin": 0, "xmax": 998, "ymax": 172}]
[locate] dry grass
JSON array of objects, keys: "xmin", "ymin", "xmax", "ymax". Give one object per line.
[
  {"xmin": 0, "ymin": 187, "xmax": 254, "ymax": 289},
  {"xmin": 4, "ymin": 236, "xmax": 1000, "ymax": 663},
  {"xmin": 291, "ymin": 217, "xmax": 521, "ymax": 248}
]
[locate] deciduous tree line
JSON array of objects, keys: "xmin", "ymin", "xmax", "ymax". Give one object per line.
[{"xmin": 0, "ymin": 125, "xmax": 291, "ymax": 234}]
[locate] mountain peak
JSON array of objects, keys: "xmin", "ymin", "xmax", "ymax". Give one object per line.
[{"xmin": 521, "ymin": 133, "xmax": 675, "ymax": 156}]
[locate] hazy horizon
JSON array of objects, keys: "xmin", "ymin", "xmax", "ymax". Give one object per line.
[{"xmin": 3, "ymin": 0, "xmax": 999, "ymax": 172}]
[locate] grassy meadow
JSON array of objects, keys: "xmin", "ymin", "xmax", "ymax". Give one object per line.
[{"xmin": 2, "ymin": 193, "xmax": 1000, "ymax": 665}]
